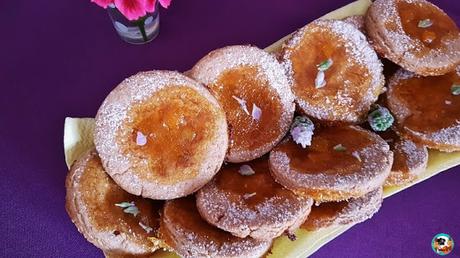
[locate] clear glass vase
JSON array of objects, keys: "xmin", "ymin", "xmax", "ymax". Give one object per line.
[{"xmin": 107, "ymin": 4, "xmax": 160, "ymax": 45}]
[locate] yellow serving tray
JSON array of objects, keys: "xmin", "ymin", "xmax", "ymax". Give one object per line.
[{"xmin": 63, "ymin": 0, "xmax": 460, "ymax": 257}]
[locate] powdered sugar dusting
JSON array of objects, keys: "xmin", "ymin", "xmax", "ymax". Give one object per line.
[{"xmin": 342, "ymin": 15, "xmax": 365, "ymax": 33}]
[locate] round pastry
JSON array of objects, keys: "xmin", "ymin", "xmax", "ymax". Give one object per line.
[
  {"xmin": 280, "ymin": 19, "xmax": 384, "ymax": 124},
  {"xmin": 196, "ymin": 156, "xmax": 313, "ymax": 240},
  {"xmin": 159, "ymin": 196, "xmax": 272, "ymax": 258},
  {"xmin": 94, "ymin": 71, "xmax": 228, "ymax": 200},
  {"xmin": 302, "ymin": 187, "xmax": 383, "ymax": 231},
  {"xmin": 387, "ymin": 68, "xmax": 460, "ymax": 152},
  {"xmin": 377, "ymin": 129, "xmax": 428, "ymax": 186},
  {"xmin": 269, "ymin": 126, "xmax": 393, "ymax": 202},
  {"xmin": 189, "ymin": 45, "xmax": 295, "ymax": 163},
  {"xmin": 65, "ymin": 149, "xmax": 161, "ymax": 255},
  {"xmin": 342, "ymin": 15, "xmax": 365, "ymax": 33},
  {"xmin": 365, "ymin": 0, "xmax": 460, "ymax": 76}
]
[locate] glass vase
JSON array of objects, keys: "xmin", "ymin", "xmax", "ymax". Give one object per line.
[{"xmin": 107, "ymin": 4, "xmax": 160, "ymax": 45}]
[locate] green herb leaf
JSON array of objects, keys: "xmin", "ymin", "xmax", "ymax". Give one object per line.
[
  {"xmin": 123, "ymin": 205, "xmax": 140, "ymax": 217},
  {"xmin": 115, "ymin": 201, "xmax": 135, "ymax": 208},
  {"xmin": 451, "ymin": 84, "xmax": 460, "ymax": 96},
  {"xmin": 333, "ymin": 144, "xmax": 346, "ymax": 152},
  {"xmin": 317, "ymin": 59, "xmax": 333, "ymax": 71},
  {"xmin": 418, "ymin": 19, "xmax": 433, "ymax": 28},
  {"xmin": 368, "ymin": 105, "xmax": 394, "ymax": 132},
  {"xmin": 115, "ymin": 201, "xmax": 139, "ymax": 217}
]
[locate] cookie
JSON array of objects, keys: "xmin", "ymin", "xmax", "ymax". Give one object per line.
[
  {"xmin": 366, "ymin": 0, "xmax": 460, "ymax": 76},
  {"xmin": 280, "ymin": 19, "xmax": 384, "ymax": 124},
  {"xmin": 95, "ymin": 71, "xmax": 228, "ymax": 199},
  {"xmin": 269, "ymin": 126, "xmax": 392, "ymax": 202},
  {"xmin": 190, "ymin": 45, "xmax": 295, "ymax": 163},
  {"xmin": 377, "ymin": 129, "xmax": 428, "ymax": 186},
  {"xmin": 65, "ymin": 150, "xmax": 161, "ymax": 255},
  {"xmin": 160, "ymin": 196, "xmax": 271, "ymax": 258},
  {"xmin": 302, "ymin": 187, "xmax": 383, "ymax": 231},
  {"xmin": 387, "ymin": 68, "xmax": 460, "ymax": 152},
  {"xmin": 196, "ymin": 156, "xmax": 313, "ymax": 240}
]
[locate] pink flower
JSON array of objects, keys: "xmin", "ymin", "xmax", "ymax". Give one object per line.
[
  {"xmin": 91, "ymin": 0, "xmax": 114, "ymax": 8},
  {"xmin": 114, "ymin": 0, "xmax": 147, "ymax": 21},
  {"xmin": 159, "ymin": 0, "xmax": 171, "ymax": 8},
  {"xmin": 91, "ymin": 0, "xmax": 171, "ymax": 21},
  {"xmin": 145, "ymin": 0, "xmax": 171, "ymax": 13},
  {"xmin": 145, "ymin": 0, "xmax": 156, "ymax": 13}
]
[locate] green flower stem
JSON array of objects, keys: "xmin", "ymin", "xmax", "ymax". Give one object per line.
[{"xmin": 136, "ymin": 17, "xmax": 148, "ymax": 42}]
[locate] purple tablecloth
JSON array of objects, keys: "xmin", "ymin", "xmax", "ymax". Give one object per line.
[{"xmin": 1, "ymin": 0, "xmax": 459, "ymax": 257}]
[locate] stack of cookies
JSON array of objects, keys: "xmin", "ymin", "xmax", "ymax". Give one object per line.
[{"xmin": 65, "ymin": 0, "xmax": 460, "ymax": 257}]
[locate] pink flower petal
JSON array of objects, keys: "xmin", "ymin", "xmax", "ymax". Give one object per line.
[
  {"xmin": 91, "ymin": 0, "xmax": 114, "ymax": 8},
  {"xmin": 232, "ymin": 95, "xmax": 250, "ymax": 115},
  {"xmin": 114, "ymin": 0, "xmax": 147, "ymax": 21},
  {"xmin": 243, "ymin": 192, "xmax": 257, "ymax": 199},
  {"xmin": 145, "ymin": 0, "xmax": 157, "ymax": 13},
  {"xmin": 251, "ymin": 103, "xmax": 262, "ymax": 121},
  {"xmin": 159, "ymin": 0, "xmax": 171, "ymax": 8},
  {"xmin": 315, "ymin": 70, "xmax": 326, "ymax": 88},
  {"xmin": 136, "ymin": 131, "xmax": 147, "ymax": 146}
]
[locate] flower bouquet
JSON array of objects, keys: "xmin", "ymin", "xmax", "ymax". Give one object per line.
[{"xmin": 91, "ymin": 0, "xmax": 171, "ymax": 44}]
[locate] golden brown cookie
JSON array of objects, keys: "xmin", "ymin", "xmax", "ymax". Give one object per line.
[
  {"xmin": 387, "ymin": 68, "xmax": 460, "ymax": 152},
  {"xmin": 159, "ymin": 196, "xmax": 272, "ymax": 258},
  {"xmin": 65, "ymin": 150, "xmax": 161, "ymax": 255},
  {"xmin": 366, "ymin": 0, "xmax": 460, "ymax": 76},
  {"xmin": 280, "ymin": 19, "xmax": 384, "ymax": 124},
  {"xmin": 94, "ymin": 71, "xmax": 228, "ymax": 200},
  {"xmin": 189, "ymin": 45, "xmax": 295, "ymax": 163},
  {"xmin": 269, "ymin": 126, "xmax": 392, "ymax": 202},
  {"xmin": 302, "ymin": 187, "xmax": 383, "ymax": 231},
  {"xmin": 376, "ymin": 129, "xmax": 428, "ymax": 186},
  {"xmin": 196, "ymin": 156, "xmax": 313, "ymax": 240}
]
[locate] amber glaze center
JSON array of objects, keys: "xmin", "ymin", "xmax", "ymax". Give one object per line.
[
  {"xmin": 289, "ymin": 28, "xmax": 370, "ymax": 116},
  {"xmin": 80, "ymin": 154, "xmax": 159, "ymax": 235},
  {"xmin": 215, "ymin": 157, "xmax": 292, "ymax": 207},
  {"xmin": 398, "ymin": 1, "xmax": 458, "ymax": 48},
  {"xmin": 210, "ymin": 66, "xmax": 283, "ymax": 151},
  {"xmin": 275, "ymin": 127, "xmax": 373, "ymax": 175},
  {"xmin": 391, "ymin": 71, "xmax": 460, "ymax": 133},
  {"xmin": 122, "ymin": 86, "xmax": 218, "ymax": 184}
]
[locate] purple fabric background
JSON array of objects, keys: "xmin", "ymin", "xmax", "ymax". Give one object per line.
[{"xmin": 1, "ymin": 0, "xmax": 459, "ymax": 257}]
